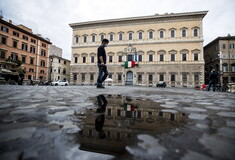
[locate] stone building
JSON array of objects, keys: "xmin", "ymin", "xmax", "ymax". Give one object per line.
[
  {"xmin": 48, "ymin": 54, "xmax": 71, "ymax": 82},
  {"xmin": 49, "ymin": 44, "xmax": 62, "ymax": 57},
  {"xmin": 204, "ymin": 34, "xmax": 235, "ymax": 85},
  {"xmin": 69, "ymin": 11, "xmax": 208, "ymax": 87},
  {"xmin": 0, "ymin": 17, "xmax": 51, "ymax": 80}
]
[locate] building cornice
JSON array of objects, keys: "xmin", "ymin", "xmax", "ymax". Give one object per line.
[{"xmin": 69, "ymin": 11, "xmax": 208, "ymax": 29}]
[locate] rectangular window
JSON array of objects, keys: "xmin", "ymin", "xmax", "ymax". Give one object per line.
[
  {"xmin": 230, "ymin": 44, "xmax": 235, "ymax": 49},
  {"xmin": 118, "ymin": 74, "xmax": 122, "ymax": 81},
  {"xmin": 109, "ymin": 56, "xmax": 112, "ymax": 62},
  {"xmin": 108, "ymin": 109, "xmax": 111, "ymax": 116},
  {"xmin": 59, "ymin": 59, "xmax": 61, "ymax": 63},
  {"xmin": 139, "ymin": 55, "xmax": 142, "ymax": 62},
  {"xmin": 41, "ymin": 60, "xmax": 45, "ymax": 67},
  {"xmin": 194, "ymin": 74, "xmax": 199, "ymax": 81},
  {"xmin": 73, "ymin": 74, "xmax": 77, "ymax": 80},
  {"xmin": 30, "ymin": 58, "xmax": 34, "ymax": 65},
  {"xmin": 159, "ymin": 74, "xmax": 164, "ymax": 81},
  {"xmin": 149, "ymin": 55, "xmax": 153, "ymax": 62},
  {"xmin": 127, "ymin": 54, "xmax": 133, "ymax": 61},
  {"xmin": 138, "ymin": 74, "xmax": 142, "ymax": 81},
  {"xmin": 1, "ymin": 26, "xmax": 9, "ymax": 32},
  {"xmin": 171, "ymin": 54, "xmax": 175, "ymax": 61},
  {"xmin": 1, "ymin": 37, "xmax": 7, "ymax": 44},
  {"xmin": 41, "ymin": 49, "xmax": 46, "ymax": 56},
  {"xmin": 0, "ymin": 51, "xmax": 6, "ymax": 59},
  {"xmin": 222, "ymin": 44, "xmax": 226, "ymax": 49},
  {"xmin": 22, "ymin": 43, "xmax": 28, "ymax": 51},
  {"xmin": 22, "ymin": 56, "xmax": 26, "ymax": 63},
  {"xmin": 13, "ymin": 41, "xmax": 17, "ymax": 48},
  {"xmin": 30, "ymin": 46, "xmax": 36, "ymax": 53},
  {"xmin": 171, "ymin": 75, "xmax": 175, "ymax": 81},
  {"xmin": 11, "ymin": 54, "xmax": 18, "ymax": 61},
  {"xmin": 13, "ymin": 31, "xmax": 19, "ymax": 37},
  {"xmin": 118, "ymin": 55, "xmax": 122, "ymax": 62},
  {"xmin": 182, "ymin": 54, "xmax": 187, "ymax": 61},
  {"xmin": 137, "ymin": 111, "xmax": 142, "ymax": 118},
  {"xmin": 31, "ymin": 39, "xmax": 36, "ymax": 43},
  {"xmin": 23, "ymin": 35, "xmax": 28, "ymax": 41},
  {"xmin": 160, "ymin": 54, "xmax": 164, "ymax": 61},
  {"xmin": 82, "ymin": 73, "xmax": 85, "ymax": 81},
  {"xmin": 149, "ymin": 74, "xmax": 153, "ymax": 82},
  {"xmin": 90, "ymin": 74, "xmax": 94, "ymax": 81},
  {"xmin": 83, "ymin": 57, "xmax": 86, "ymax": 63},
  {"xmin": 42, "ymin": 43, "xmax": 46, "ymax": 47},
  {"xmin": 75, "ymin": 57, "xmax": 78, "ymax": 63},
  {"xmin": 91, "ymin": 56, "xmax": 95, "ymax": 63},
  {"xmin": 64, "ymin": 61, "xmax": 66, "ymax": 65},
  {"xmin": 108, "ymin": 74, "xmax": 112, "ymax": 79},
  {"xmin": 117, "ymin": 110, "xmax": 121, "ymax": 116},
  {"xmin": 194, "ymin": 54, "xmax": 199, "ymax": 61},
  {"xmin": 182, "ymin": 74, "xmax": 187, "ymax": 82}
]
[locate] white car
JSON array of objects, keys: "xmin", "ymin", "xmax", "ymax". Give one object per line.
[{"xmin": 51, "ymin": 80, "xmax": 69, "ymax": 86}]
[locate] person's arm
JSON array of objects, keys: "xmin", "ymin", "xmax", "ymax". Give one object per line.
[
  {"xmin": 98, "ymin": 47, "xmax": 105, "ymax": 66},
  {"xmin": 99, "ymin": 56, "xmax": 105, "ymax": 66}
]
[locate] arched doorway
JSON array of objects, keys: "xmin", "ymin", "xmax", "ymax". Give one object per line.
[{"xmin": 126, "ymin": 71, "xmax": 133, "ymax": 85}]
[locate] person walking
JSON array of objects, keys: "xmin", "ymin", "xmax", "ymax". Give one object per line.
[
  {"xmin": 207, "ymin": 69, "xmax": 218, "ymax": 91},
  {"xmin": 96, "ymin": 39, "xmax": 109, "ymax": 88},
  {"xmin": 18, "ymin": 64, "xmax": 26, "ymax": 85}
]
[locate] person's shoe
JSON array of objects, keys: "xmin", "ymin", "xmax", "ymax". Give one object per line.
[{"xmin": 96, "ymin": 86, "xmax": 105, "ymax": 89}]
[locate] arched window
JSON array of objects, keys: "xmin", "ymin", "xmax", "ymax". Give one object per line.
[
  {"xmin": 75, "ymin": 36, "xmax": 79, "ymax": 43},
  {"xmin": 110, "ymin": 34, "xmax": 114, "ymax": 41},
  {"xmin": 119, "ymin": 33, "xmax": 123, "ymax": 41},
  {"xmin": 139, "ymin": 32, "xmax": 143, "ymax": 40},
  {"xmin": 40, "ymin": 70, "xmax": 44, "ymax": 74},
  {"xmin": 101, "ymin": 34, "xmax": 104, "ymax": 41},
  {"xmin": 160, "ymin": 31, "xmax": 164, "ymax": 38},
  {"xmin": 92, "ymin": 35, "xmax": 95, "ymax": 42},
  {"xmin": 129, "ymin": 33, "xmax": 133, "ymax": 40},
  {"xmin": 182, "ymin": 29, "xmax": 186, "ymax": 37},
  {"xmin": 194, "ymin": 29, "xmax": 198, "ymax": 37},
  {"xmin": 83, "ymin": 36, "xmax": 87, "ymax": 43},
  {"xmin": 149, "ymin": 31, "xmax": 153, "ymax": 39},
  {"xmin": 170, "ymin": 30, "xmax": 174, "ymax": 38}
]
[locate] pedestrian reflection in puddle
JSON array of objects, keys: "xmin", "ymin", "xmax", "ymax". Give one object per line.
[{"xmin": 75, "ymin": 94, "xmax": 187, "ymax": 156}]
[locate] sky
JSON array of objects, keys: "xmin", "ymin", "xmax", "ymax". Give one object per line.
[{"xmin": 1, "ymin": 0, "xmax": 235, "ymax": 60}]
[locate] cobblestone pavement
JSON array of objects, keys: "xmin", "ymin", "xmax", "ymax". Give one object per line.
[{"xmin": 0, "ymin": 85, "xmax": 235, "ymax": 160}]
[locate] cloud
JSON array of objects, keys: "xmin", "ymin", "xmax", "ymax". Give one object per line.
[{"xmin": 1, "ymin": 0, "xmax": 235, "ymax": 60}]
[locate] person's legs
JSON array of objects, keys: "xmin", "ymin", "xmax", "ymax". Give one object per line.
[
  {"xmin": 207, "ymin": 81, "xmax": 212, "ymax": 91},
  {"xmin": 101, "ymin": 66, "xmax": 109, "ymax": 83},
  {"xmin": 97, "ymin": 64, "xmax": 104, "ymax": 87},
  {"xmin": 212, "ymin": 81, "xmax": 216, "ymax": 91}
]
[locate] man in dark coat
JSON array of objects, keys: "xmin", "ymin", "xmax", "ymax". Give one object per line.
[
  {"xmin": 207, "ymin": 69, "xmax": 218, "ymax": 91},
  {"xmin": 96, "ymin": 39, "xmax": 109, "ymax": 88}
]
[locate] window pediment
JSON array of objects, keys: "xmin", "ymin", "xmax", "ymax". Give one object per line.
[
  {"xmin": 158, "ymin": 50, "xmax": 166, "ymax": 54},
  {"xmin": 180, "ymin": 49, "xmax": 189, "ymax": 54},
  {"xmin": 147, "ymin": 50, "xmax": 155, "ymax": 55},
  {"xmin": 81, "ymin": 53, "xmax": 88, "ymax": 57},
  {"xmin": 168, "ymin": 50, "xmax": 177, "ymax": 54},
  {"xmin": 191, "ymin": 49, "xmax": 201, "ymax": 54}
]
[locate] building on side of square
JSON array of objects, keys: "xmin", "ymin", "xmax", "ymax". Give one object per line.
[
  {"xmin": 48, "ymin": 45, "xmax": 71, "ymax": 82},
  {"xmin": 69, "ymin": 11, "xmax": 208, "ymax": 87},
  {"xmin": 204, "ymin": 34, "xmax": 235, "ymax": 85}
]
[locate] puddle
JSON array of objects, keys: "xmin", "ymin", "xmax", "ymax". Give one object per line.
[{"xmin": 73, "ymin": 94, "xmax": 187, "ymax": 158}]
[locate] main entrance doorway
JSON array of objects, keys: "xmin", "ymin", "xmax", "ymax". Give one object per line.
[{"xmin": 126, "ymin": 71, "xmax": 133, "ymax": 85}]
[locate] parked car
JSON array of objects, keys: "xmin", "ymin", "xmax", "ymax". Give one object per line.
[
  {"xmin": 51, "ymin": 80, "xmax": 69, "ymax": 86},
  {"xmin": 156, "ymin": 81, "xmax": 166, "ymax": 88}
]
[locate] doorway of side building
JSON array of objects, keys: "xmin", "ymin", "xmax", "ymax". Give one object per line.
[{"xmin": 126, "ymin": 71, "xmax": 133, "ymax": 85}]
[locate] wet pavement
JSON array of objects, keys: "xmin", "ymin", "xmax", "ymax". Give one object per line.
[{"xmin": 0, "ymin": 85, "xmax": 235, "ymax": 160}]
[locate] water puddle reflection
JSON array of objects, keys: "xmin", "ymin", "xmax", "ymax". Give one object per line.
[{"xmin": 74, "ymin": 94, "xmax": 187, "ymax": 157}]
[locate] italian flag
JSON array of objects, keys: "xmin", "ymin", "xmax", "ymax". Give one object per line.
[
  {"xmin": 124, "ymin": 61, "xmax": 135, "ymax": 68},
  {"xmin": 124, "ymin": 104, "xmax": 135, "ymax": 111}
]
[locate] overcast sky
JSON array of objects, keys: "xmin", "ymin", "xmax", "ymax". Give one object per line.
[{"xmin": 1, "ymin": 0, "xmax": 235, "ymax": 60}]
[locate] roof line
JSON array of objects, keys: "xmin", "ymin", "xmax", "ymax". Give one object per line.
[{"xmin": 69, "ymin": 10, "xmax": 208, "ymax": 27}]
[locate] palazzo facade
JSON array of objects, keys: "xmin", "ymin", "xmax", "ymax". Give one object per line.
[{"xmin": 69, "ymin": 11, "xmax": 208, "ymax": 87}]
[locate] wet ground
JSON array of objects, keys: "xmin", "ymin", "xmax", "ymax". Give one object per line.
[{"xmin": 0, "ymin": 85, "xmax": 235, "ymax": 160}]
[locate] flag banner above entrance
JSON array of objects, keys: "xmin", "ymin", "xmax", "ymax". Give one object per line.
[
  {"xmin": 124, "ymin": 61, "xmax": 136, "ymax": 68},
  {"xmin": 124, "ymin": 104, "xmax": 136, "ymax": 111}
]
